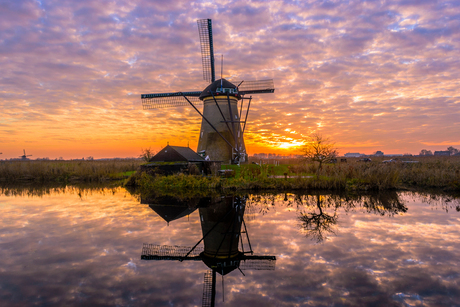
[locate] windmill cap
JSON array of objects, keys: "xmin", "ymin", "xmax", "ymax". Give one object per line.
[
  {"xmin": 200, "ymin": 251, "xmax": 241, "ymax": 275},
  {"xmin": 199, "ymin": 78, "xmax": 241, "ymax": 100}
]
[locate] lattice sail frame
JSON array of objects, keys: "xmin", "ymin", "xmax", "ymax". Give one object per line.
[
  {"xmin": 234, "ymin": 79, "xmax": 275, "ymax": 95},
  {"xmin": 140, "ymin": 78, "xmax": 275, "ymax": 110},
  {"xmin": 141, "ymin": 92, "xmax": 202, "ymax": 110},
  {"xmin": 141, "ymin": 244, "xmax": 204, "ymax": 260},
  {"xmin": 239, "ymin": 258, "xmax": 276, "ymax": 271},
  {"xmin": 202, "ymin": 271, "xmax": 213, "ymax": 307},
  {"xmin": 197, "ymin": 19, "xmax": 215, "ymax": 83}
]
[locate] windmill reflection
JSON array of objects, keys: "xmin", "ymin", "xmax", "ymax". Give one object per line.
[
  {"xmin": 141, "ymin": 195, "xmax": 276, "ymax": 307},
  {"xmin": 296, "ymin": 191, "xmax": 407, "ymax": 243}
]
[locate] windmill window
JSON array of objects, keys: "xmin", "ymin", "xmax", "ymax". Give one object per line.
[{"xmin": 218, "ymin": 88, "xmax": 237, "ymax": 94}]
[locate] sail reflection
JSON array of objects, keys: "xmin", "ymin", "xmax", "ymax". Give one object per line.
[{"xmin": 140, "ymin": 195, "xmax": 276, "ymax": 307}]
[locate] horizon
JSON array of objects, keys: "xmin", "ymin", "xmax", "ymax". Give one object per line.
[
  {"xmin": 2, "ymin": 147, "xmax": 457, "ymax": 161},
  {"xmin": 1, "ymin": 0, "xmax": 459, "ymax": 160}
]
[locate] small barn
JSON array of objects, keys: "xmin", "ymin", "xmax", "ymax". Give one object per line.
[
  {"xmin": 150, "ymin": 145, "xmax": 204, "ymax": 163},
  {"xmin": 141, "ymin": 145, "xmax": 221, "ymax": 175}
]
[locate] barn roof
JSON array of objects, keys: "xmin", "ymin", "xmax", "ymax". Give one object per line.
[
  {"xmin": 149, "ymin": 145, "xmax": 205, "ymax": 162},
  {"xmin": 149, "ymin": 204, "xmax": 197, "ymax": 223},
  {"xmin": 172, "ymin": 146, "xmax": 205, "ymax": 161}
]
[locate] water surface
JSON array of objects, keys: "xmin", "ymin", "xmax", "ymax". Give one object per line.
[{"xmin": 1, "ymin": 187, "xmax": 459, "ymax": 306}]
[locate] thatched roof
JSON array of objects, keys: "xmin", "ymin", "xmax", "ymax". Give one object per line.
[{"xmin": 150, "ymin": 145, "xmax": 204, "ymax": 162}]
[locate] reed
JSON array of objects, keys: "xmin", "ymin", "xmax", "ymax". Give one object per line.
[
  {"xmin": 0, "ymin": 184, "xmax": 123, "ymax": 197},
  {"xmin": 127, "ymin": 156, "xmax": 460, "ymax": 193},
  {"xmin": 0, "ymin": 160, "xmax": 142, "ymax": 183},
  {"xmin": 327, "ymin": 157, "xmax": 460, "ymax": 190}
]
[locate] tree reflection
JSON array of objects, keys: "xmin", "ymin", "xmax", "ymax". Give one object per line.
[
  {"xmin": 354, "ymin": 191, "xmax": 407, "ymax": 216},
  {"xmin": 416, "ymin": 191, "xmax": 460, "ymax": 212},
  {"xmin": 298, "ymin": 193, "xmax": 338, "ymax": 243},
  {"xmin": 295, "ymin": 192, "xmax": 407, "ymax": 242}
]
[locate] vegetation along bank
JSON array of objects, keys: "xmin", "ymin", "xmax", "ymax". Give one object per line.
[
  {"xmin": 126, "ymin": 156, "xmax": 460, "ymax": 195},
  {"xmin": 0, "ymin": 160, "xmax": 142, "ymax": 183},
  {"xmin": 1, "ymin": 157, "xmax": 458, "ymax": 193}
]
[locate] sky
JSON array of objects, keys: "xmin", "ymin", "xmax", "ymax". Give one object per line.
[{"xmin": 1, "ymin": 0, "xmax": 459, "ymax": 159}]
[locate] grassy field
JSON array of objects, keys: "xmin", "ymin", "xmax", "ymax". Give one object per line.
[{"xmin": 0, "ymin": 160, "xmax": 143, "ymax": 183}]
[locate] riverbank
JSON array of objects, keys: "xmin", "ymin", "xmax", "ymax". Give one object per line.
[
  {"xmin": 126, "ymin": 157, "xmax": 460, "ymax": 196},
  {"xmin": 1, "ymin": 157, "xmax": 458, "ymax": 193}
]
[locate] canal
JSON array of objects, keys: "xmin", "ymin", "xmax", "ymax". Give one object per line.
[{"xmin": 1, "ymin": 186, "xmax": 459, "ymax": 306}]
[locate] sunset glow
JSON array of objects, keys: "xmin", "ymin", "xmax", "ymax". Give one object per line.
[{"xmin": 1, "ymin": 0, "xmax": 459, "ymax": 159}]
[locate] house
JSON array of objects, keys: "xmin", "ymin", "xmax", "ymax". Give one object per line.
[
  {"xmin": 434, "ymin": 151, "xmax": 450, "ymax": 156},
  {"xmin": 141, "ymin": 145, "xmax": 221, "ymax": 175},
  {"xmin": 344, "ymin": 153, "xmax": 365, "ymax": 158}
]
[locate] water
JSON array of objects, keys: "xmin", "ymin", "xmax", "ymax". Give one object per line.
[{"xmin": 1, "ymin": 187, "xmax": 459, "ymax": 306}]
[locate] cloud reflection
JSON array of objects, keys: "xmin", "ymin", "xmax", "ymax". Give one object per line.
[{"xmin": 0, "ymin": 188, "xmax": 460, "ymax": 305}]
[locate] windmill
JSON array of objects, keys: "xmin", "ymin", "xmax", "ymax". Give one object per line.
[
  {"xmin": 141, "ymin": 195, "xmax": 276, "ymax": 307},
  {"xmin": 141, "ymin": 19, "xmax": 275, "ymax": 164},
  {"xmin": 20, "ymin": 149, "xmax": 32, "ymax": 160}
]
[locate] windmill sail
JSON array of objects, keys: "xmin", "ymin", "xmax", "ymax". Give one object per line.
[
  {"xmin": 197, "ymin": 19, "xmax": 215, "ymax": 83},
  {"xmin": 141, "ymin": 244, "xmax": 203, "ymax": 260},
  {"xmin": 239, "ymin": 256, "xmax": 276, "ymax": 270},
  {"xmin": 202, "ymin": 270, "xmax": 215, "ymax": 307},
  {"xmin": 140, "ymin": 18, "xmax": 275, "ymax": 164},
  {"xmin": 141, "ymin": 92, "xmax": 202, "ymax": 109},
  {"xmin": 232, "ymin": 79, "xmax": 275, "ymax": 95}
]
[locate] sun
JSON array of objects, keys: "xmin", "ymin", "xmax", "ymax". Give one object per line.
[{"xmin": 276, "ymin": 140, "xmax": 306, "ymax": 149}]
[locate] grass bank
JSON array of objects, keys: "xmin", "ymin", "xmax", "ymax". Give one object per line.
[
  {"xmin": 126, "ymin": 156, "xmax": 460, "ymax": 195},
  {"xmin": 0, "ymin": 160, "xmax": 143, "ymax": 183}
]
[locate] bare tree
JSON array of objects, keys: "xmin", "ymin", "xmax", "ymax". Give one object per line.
[
  {"xmin": 302, "ymin": 134, "xmax": 338, "ymax": 178},
  {"xmin": 139, "ymin": 148, "xmax": 155, "ymax": 162},
  {"xmin": 419, "ymin": 149, "xmax": 433, "ymax": 156}
]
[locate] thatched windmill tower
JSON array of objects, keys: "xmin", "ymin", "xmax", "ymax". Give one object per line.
[{"xmin": 141, "ymin": 19, "xmax": 275, "ymax": 164}]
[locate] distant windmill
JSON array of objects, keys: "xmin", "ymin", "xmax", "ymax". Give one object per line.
[
  {"xmin": 141, "ymin": 195, "xmax": 276, "ymax": 307},
  {"xmin": 20, "ymin": 149, "xmax": 32, "ymax": 160},
  {"xmin": 141, "ymin": 19, "xmax": 275, "ymax": 164}
]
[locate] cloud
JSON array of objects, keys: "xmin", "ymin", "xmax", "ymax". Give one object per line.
[{"xmin": 0, "ymin": 0, "xmax": 459, "ymax": 158}]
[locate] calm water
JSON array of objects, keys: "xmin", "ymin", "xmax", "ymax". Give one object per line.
[{"xmin": 1, "ymin": 187, "xmax": 459, "ymax": 307}]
